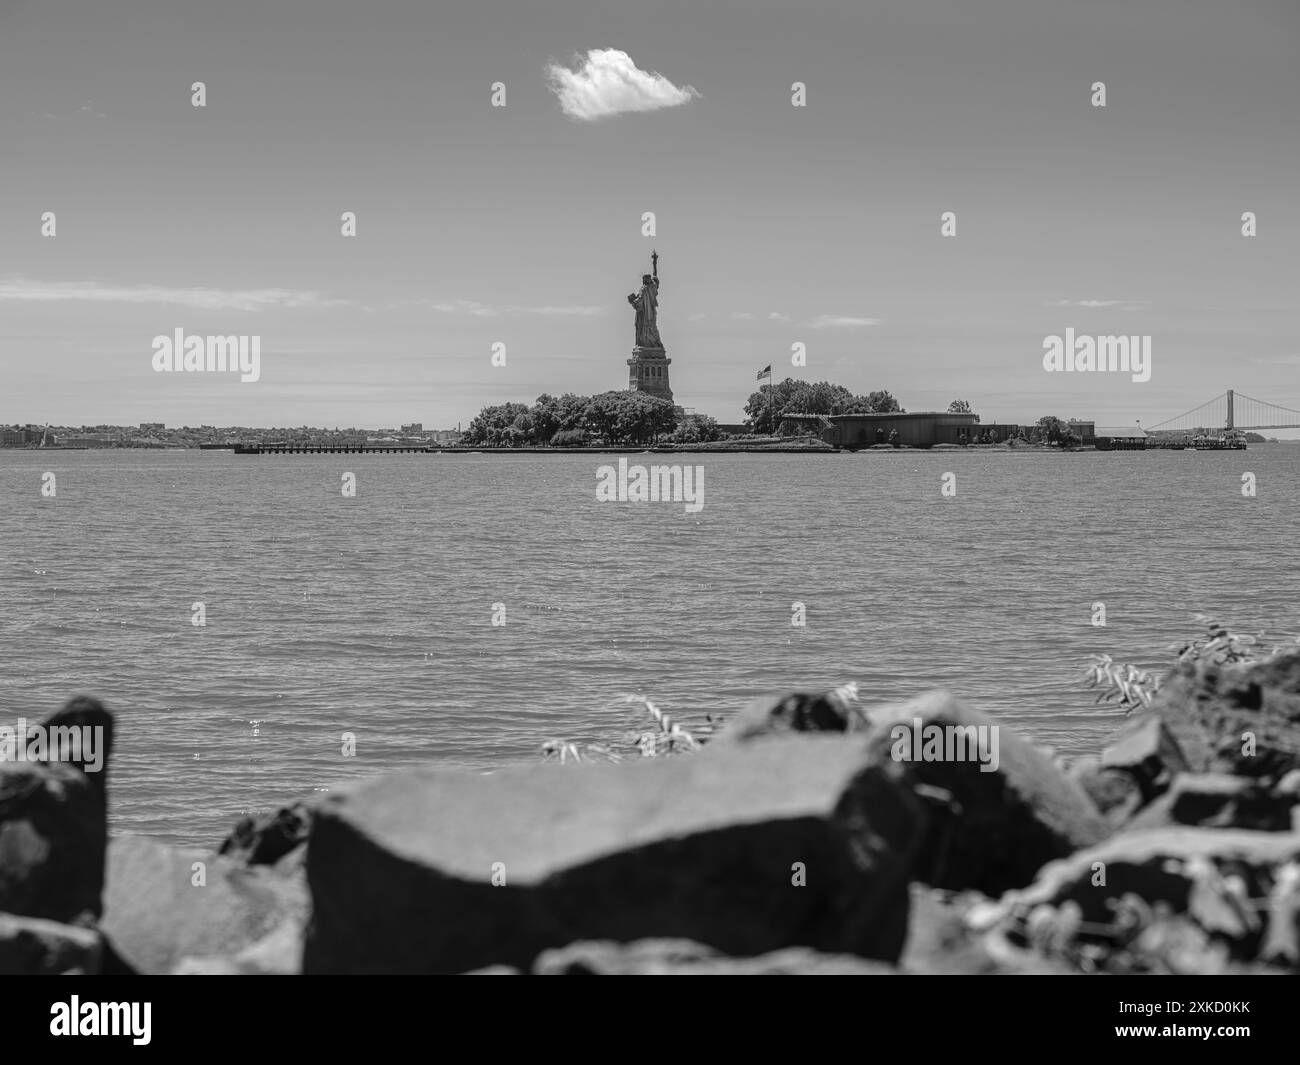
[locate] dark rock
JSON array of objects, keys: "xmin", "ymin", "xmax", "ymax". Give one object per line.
[
  {"xmin": 1123, "ymin": 773, "xmax": 1300, "ymax": 833},
  {"xmin": 101, "ymin": 835, "xmax": 308, "ymax": 975},
  {"xmin": 861, "ymin": 692, "xmax": 1109, "ymax": 894},
  {"xmin": 42, "ymin": 695, "xmax": 115, "ymax": 783},
  {"xmin": 0, "ymin": 697, "xmax": 113, "ymax": 923},
  {"xmin": 1067, "ymin": 756, "xmax": 1144, "ymax": 825},
  {"xmin": 715, "ymin": 689, "xmax": 867, "ymax": 742},
  {"xmin": 533, "ymin": 938, "xmax": 896, "ymax": 975},
  {"xmin": 1100, "ymin": 714, "xmax": 1188, "ymax": 800},
  {"xmin": 1142, "ymin": 650, "xmax": 1300, "ymax": 779},
  {"xmin": 992, "ymin": 828, "xmax": 1300, "ymax": 969},
  {"xmin": 0, "ymin": 912, "xmax": 102, "ymax": 974},
  {"xmin": 303, "ymin": 736, "xmax": 926, "ymax": 974},
  {"xmin": 219, "ymin": 801, "xmax": 314, "ymax": 866}
]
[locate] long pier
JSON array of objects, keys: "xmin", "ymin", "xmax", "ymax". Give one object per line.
[
  {"xmin": 231, "ymin": 443, "xmax": 840, "ymax": 455},
  {"xmin": 234, "ymin": 443, "xmax": 433, "ymax": 454}
]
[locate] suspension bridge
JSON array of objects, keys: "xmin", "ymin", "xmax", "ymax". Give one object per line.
[{"xmin": 1145, "ymin": 390, "xmax": 1300, "ymax": 433}]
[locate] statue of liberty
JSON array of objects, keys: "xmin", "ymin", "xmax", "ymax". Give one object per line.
[{"xmin": 627, "ymin": 250, "xmax": 663, "ymax": 350}]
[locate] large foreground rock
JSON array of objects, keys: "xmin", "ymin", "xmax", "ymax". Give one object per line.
[
  {"xmin": 0, "ymin": 697, "xmax": 113, "ymax": 923},
  {"xmin": 304, "ymin": 737, "xmax": 927, "ymax": 974},
  {"xmin": 1142, "ymin": 650, "xmax": 1300, "ymax": 779},
  {"xmin": 0, "ymin": 912, "xmax": 102, "ymax": 974},
  {"xmin": 101, "ymin": 835, "xmax": 309, "ymax": 974},
  {"xmin": 861, "ymin": 692, "xmax": 1109, "ymax": 894}
]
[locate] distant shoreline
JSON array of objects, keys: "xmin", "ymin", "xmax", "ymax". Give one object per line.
[
  {"xmin": 4, "ymin": 439, "xmax": 1286, "ymax": 456},
  {"xmin": 1, "ymin": 442, "xmax": 1269, "ymax": 455}
]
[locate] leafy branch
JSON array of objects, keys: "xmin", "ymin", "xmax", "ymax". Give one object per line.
[{"xmin": 1084, "ymin": 614, "xmax": 1300, "ymax": 715}]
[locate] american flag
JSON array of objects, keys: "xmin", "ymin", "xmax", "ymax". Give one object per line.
[{"xmin": 756, "ymin": 365, "xmax": 771, "ymax": 380}]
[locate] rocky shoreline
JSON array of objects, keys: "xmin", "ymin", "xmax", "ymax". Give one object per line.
[{"xmin": 3, "ymin": 642, "xmax": 1299, "ymax": 975}]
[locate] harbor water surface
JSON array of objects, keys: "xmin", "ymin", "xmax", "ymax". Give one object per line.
[{"xmin": 1, "ymin": 447, "xmax": 1296, "ymax": 845}]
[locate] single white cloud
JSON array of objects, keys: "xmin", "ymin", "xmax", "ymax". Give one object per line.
[
  {"xmin": 730, "ymin": 311, "xmax": 755, "ymax": 320},
  {"xmin": 687, "ymin": 312, "xmax": 707, "ymax": 321},
  {"xmin": 0, "ymin": 277, "xmax": 344, "ymax": 311},
  {"xmin": 808, "ymin": 315, "xmax": 880, "ymax": 329},
  {"xmin": 546, "ymin": 49, "xmax": 698, "ymax": 121},
  {"xmin": 769, "ymin": 312, "xmax": 792, "ymax": 323}
]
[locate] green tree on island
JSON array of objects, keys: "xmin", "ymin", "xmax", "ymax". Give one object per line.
[
  {"xmin": 461, "ymin": 402, "xmax": 532, "ymax": 447},
  {"xmin": 530, "ymin": 393, "xmax": 589, "ymax": 442},
  {"xmin": 463, "ymin": 391, "xmax": 677, "ymax": 447},
  {"xmin": 670, "ymin": 414, "xmax": 722, "ymax": 445},
  {"xmin": 743, "ymin": 379, "xmax": 903, "ymax": 434},
  {"xmin": 1028, "ymin": 415, "xmax": 1081, "ymax": 448},
  {"xmin": 584, "ymin": 391, "xmax": 677, "ymax": 445},
  {"xmin": 948, "ymin": 399, "xmax": 973, "ymax": 413}
]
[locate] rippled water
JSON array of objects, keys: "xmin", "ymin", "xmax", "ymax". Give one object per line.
[{"xmin": 1, "ymin": 447, "xmax": 1296, "ymax": 845}]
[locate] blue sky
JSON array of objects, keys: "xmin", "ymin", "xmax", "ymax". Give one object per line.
[{"xmin": 1, "ymin": 0, "xmax": 1297, "ymax": 431}]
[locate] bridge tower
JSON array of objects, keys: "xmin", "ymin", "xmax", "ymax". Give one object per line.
[{"xmin": 1226, "ymin": 389, "xmax": 1234, "ymax": 429}]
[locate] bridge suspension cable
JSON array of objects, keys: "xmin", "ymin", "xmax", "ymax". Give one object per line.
[
  {"xmin": 1231, "ymin": 391, "xmax": 1300, "ymax": 430},
  {"xmin": 1146, "ymin": 390, "xmax": 1300, "ymax": 432},
  {"xmin": 1146, "ymin": 392, "xmax": 1228, "ymax": 431}
]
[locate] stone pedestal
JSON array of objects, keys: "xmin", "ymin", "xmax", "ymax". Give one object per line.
[{"xmin": 627, "ymin": 347, "xmax": 673, "ymax": 403}]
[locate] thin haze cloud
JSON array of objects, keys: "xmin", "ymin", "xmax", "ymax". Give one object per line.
[
  {"xmin": 421, "ymin": 298, "xmax": 498, "ymax": 317},
  {"xmin": 514, "ymin": 305, "xmax": 603, "ymax": 317},
  {"xmin": 413, "ymin": 298, "xmax": 602, "ymax": 317},
  {"xmin": 808, "ymin": 315, "xmax": 880, "ymax": 329},
  {"xmin": 546, "ymin": 49, "xmax": 698, "ymax": 121},
  {"xmin": 0, "ymin": 278, "xmax": 344, "ymax": 311},
  {"xmin": 1047, "ymin": 299, "xmax": 1150, "ymax": 309}
]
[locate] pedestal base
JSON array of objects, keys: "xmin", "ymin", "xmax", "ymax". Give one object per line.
[{"xmin": 627, "ymin": 348, "xmax": 673, "ymax": 403}]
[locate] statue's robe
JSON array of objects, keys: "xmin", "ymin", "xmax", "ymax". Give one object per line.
[{"xmin": 632, "ymin": 279, "xmax": 663, "ymax": 349}]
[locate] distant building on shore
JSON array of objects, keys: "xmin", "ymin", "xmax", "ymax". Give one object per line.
[
  {"xmin": 827, "ymin": 411, "xmax": 992, "ymax": 449},
  {"xmin": 1067, "ymin": 419, "xmax": 1096, "ymax": 445},
  {"xmin": 1094, "ymin": 426, "xmax": 1148, "ymax": 450},
  {"xmin": 1, "ymin": 425, "xmax": 51, "ymax": 447}
]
